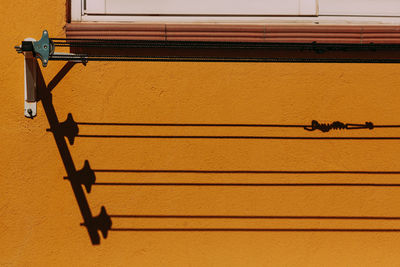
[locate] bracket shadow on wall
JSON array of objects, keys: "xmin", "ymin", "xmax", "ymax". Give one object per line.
[{"xmin": 14, "ymin": 30, "xmax": 400, "ymax": 245}]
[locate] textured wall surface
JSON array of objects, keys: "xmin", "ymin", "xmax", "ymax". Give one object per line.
[{"xmin": 2, "ymin": 1, "xmax": 400, "ymax": 266}]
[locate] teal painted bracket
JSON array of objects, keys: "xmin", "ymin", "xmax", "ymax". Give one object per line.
[
  {"xmin": 15, "ymin": 30, "xmax": 54, "ymax": 67},
  {"xmin": 32, "ymin": 30, "xmax": 53, "ymax": 67}
]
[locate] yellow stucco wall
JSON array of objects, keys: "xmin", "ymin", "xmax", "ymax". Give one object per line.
[{"xmin": 3, "ymin": 1, "xmax": 400, "ymax": 266}]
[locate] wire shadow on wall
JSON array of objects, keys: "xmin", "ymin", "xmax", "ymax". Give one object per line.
[{"xmin": 40, "ymin": 61, "xmax": 400, "ymax": 245}]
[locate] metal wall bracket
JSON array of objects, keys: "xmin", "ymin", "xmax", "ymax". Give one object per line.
[
  {"xmin": 15, "ymin": 30, "xmax": 53, "ymax": 67},
  {"xmin": 15, "ymin": 31, "xmax": 87, "ymax": 118},
  {"xmin": 23, "ymin": 39, "xmax": 38, "ymax": 118},
  {"xmin": 32, "ymin": 30, "xmax": 53, "ymax": 67},
  {"xmin": 15, "ymin": 31, "xmax": 53, "ymax": 118}
]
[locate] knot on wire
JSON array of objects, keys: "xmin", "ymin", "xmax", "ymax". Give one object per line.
[{"xmin": 304, "ymin": 120, "xmax": 374, "ymax": 132}]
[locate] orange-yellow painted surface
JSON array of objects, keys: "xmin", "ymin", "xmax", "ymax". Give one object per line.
[{"xmin": 3, "ymin": 1, "xmax": 400, "ymax": 266}]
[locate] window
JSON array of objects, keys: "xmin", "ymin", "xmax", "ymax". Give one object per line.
[
  {"xmin": 72, "ymin": 0, "xmax": 317, "ymax": 22},
  {"xmin": 84, "ymin": 0, "xmax": 316, "ymax": 16},
  {"xmin": 71, "ymin": 0, "xmax": 400, "ymax": 23},
  {"xmin": 68, "ymin": 0, "xmax": 400, "ymax": 44}
]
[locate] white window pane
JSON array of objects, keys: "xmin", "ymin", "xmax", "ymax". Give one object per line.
[
  {"xmin": 85, "ymin": 0, "xmax": 105, "ymax": 14},
  {"xmin": 103, "ymin": 0, "xmax": 316, "ymax": 15},
  {"xmin": 319, "ymin": 0, "xmax": 400, "ymax": 16}
]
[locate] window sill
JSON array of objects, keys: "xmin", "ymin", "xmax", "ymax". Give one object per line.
[{"xmin": 66, "ymin": 23, "xmax": 400, "ymax": 44}]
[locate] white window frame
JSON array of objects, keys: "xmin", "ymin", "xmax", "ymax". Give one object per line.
[
  {"xmin": 71, "ymin": 0, "xmax": 318, "ymax": 22},
  {"xmin": 71, "ymin": 0, "xmax": 400, "ymax": 24}
]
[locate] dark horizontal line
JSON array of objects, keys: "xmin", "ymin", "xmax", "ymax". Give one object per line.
[
  {"xmin": 52, "ymin": 41, "xmax": 400, "ymax": 51},
  {"xmin": 81, "ymin": 13, "xmax": 400, "ymax": 18},
  {"xmin": 93, "ymin": 169, "xmax": 400, "ymax": 174},
  {"xmin": 110, "ymin": 215, "xmax": 400, "ymax": 220},
  {"xmin": 77, "ymin": 122, "xmax": 307, "ymax": 127},
  {"xmin": 76, "ymin": 122, "xmax": 400, "ymax": 128},
  {"xmin": 93, "ymin": 183, "xmax": 400, "ymax": 187},
  {"xmin": 111, "ymin": 228, "xmax": 400, "ymax": 232},
  {"xmin": 321, "ymin": 14, "xmax": 400, "ymax": 18},
  {"xmin": 54, "ymin": 43, "xmax": 400, "ymax": 52},
  {"xmin": 375, "ymin": 125, "xmax": 400, "ymax": 128},
  {"xmin": 77, "ymin": 135, "xmax": 400, "ymax": 140},
  {"xmin": 83, "ymin": 13, "xmax": 400, "ymax": 18},
  {"xmin": 49, "ymin": 56, "xmax": 400, "ymax": 64},
  {"xmin": 84, "ymin": 13, "xmax": 316, "ymax": 17}
]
